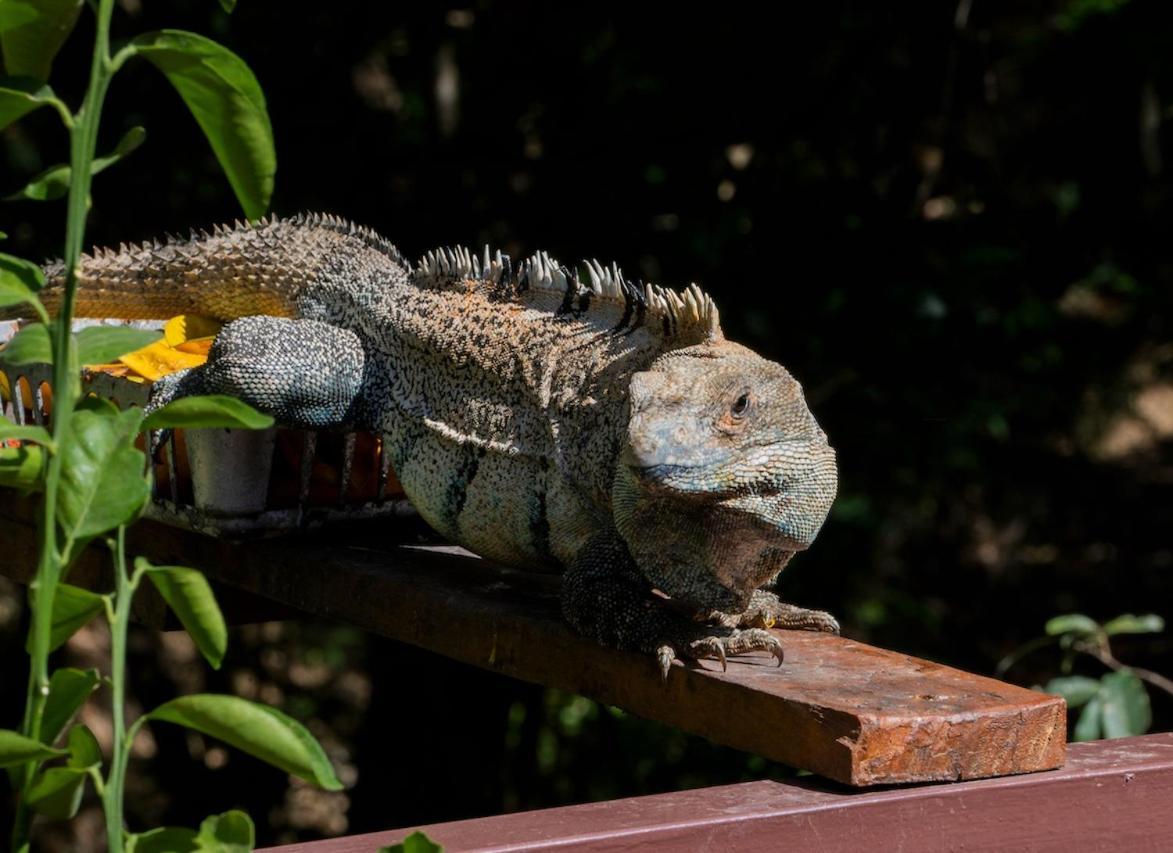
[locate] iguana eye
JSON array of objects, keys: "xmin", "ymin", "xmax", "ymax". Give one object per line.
[{"xmin": 730, "ymin": 392, "xmax": 751, "ymax": 419}]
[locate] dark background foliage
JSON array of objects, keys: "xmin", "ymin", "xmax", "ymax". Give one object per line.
[{"xmin": 2, "ymin": 0, "xmax": 1172, "ymax": 847}]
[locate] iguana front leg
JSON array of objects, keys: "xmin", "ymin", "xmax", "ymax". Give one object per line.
[
  {"xmin": 144, "ymin": 315, "xmax": 368, "ymax": 428},
  {"xmin": 562, "ymin": 533, "xmax": 785, "ymax": 681},
  {"xmin": 705, "ymin": 589, "xmax": 840, "ymax": 634}
]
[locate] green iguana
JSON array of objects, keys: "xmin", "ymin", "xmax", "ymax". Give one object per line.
[{"xmin": 37, "ymin": 213, "xmax": 840, "ymax": 679}]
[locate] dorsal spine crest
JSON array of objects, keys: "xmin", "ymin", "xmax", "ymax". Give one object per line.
[{"xmin": 413, "ymin": 243, "xmax": 722, "ymax": 341}]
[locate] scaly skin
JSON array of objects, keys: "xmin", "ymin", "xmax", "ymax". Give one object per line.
[{"xmin": 35, "ymin": 214, "xmax": 840, "ymax": 679}]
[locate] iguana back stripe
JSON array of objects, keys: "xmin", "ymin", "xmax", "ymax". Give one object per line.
[{"xmin": 27, "ymin": 214, "xmax": 722, "ymax": 344}]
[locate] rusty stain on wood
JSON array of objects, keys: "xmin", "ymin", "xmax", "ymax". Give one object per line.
[
  {"xmin": 261, "ymin": 734, "xmax": 1173, "ymax": 853},
  {"xmin": 0, "ymin": 494, "xmax": 1065, "ymax": 786}
]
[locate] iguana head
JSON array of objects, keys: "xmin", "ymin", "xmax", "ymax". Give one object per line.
[{"xmin": 613, "ymin": 341, "xmax": 837, "ymax": 612}]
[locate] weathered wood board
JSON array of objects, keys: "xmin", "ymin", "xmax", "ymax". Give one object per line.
[{"xmin": 0, "ymin": 493, "xmax": 1065, "ymax": 786}]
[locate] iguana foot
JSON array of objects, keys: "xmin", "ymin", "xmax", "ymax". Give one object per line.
[
  {"xmin": 562, "ymin": 535, "xmax": 793, "ymax": 683},
  {"xmin": 707, "ymin": 589, "xmax": 840, "ymax": 634},
  {"xmin": 655, "ymin": 626, "xmax": 784, "ymax": 682},
  {"xmin": 143, "ymin": 315, "xmax": 368, "ymax": 429}
]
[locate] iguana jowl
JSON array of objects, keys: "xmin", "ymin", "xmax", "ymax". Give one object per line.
[{"xmin": 40, "ymin": 213, "xmax": 840, "ymax": 678}]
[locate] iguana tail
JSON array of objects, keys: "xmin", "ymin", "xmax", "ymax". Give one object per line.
[{"xmin": 22, "ymin": 213, "xmax": 406, "ymax": 321}]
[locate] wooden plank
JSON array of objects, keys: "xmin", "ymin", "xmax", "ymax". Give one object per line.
[
  {"xmin": 0, "ymin": 493, "xmax": 1065, "ymax": 786},
  {"xmin": 261, "ymin": 734, "xmax": 1173, "ymax": 853}
]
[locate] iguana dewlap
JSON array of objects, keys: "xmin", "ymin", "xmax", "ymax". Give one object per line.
[{"xmin": 40, "ymin": 214, "xmax": 840, "ymax": 678}]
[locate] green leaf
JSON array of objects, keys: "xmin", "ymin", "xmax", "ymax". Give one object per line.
[
  {"xmin": 66, "ymin": 724, "xmax": 100, "ymax": 769},
  {"xmin": 41, "ymin": 668, "xmax": 99, "ymax": 745},
  {"xmin": 0, "ymin": 441, "xmax": 45, "ymax": 491},
  {"xmin": 0, "ymin": 321, "xmax": 51, "ymax": 365},
  {"xmin": 25, "ymin": 766, "xmax": 86, "ymax": 819},
  {"xmin": 142, "ymin": 560, "xmax": 227, "ymax": 669},
  {"xmin": 196, "ymin": 810, "xmax": 253, "ymax": 851},
  {"xmin": 379, "ymin": 831, "xmax": 445, "ymax": 853},
  {"xmin": 6, "ymin": 125, "xmax": 146, "ymax": 201},
  {"xmin": 0, "ymin": 423, "xmax": 53, "ymax": 449},
  {"xmin": 1073, "ymin": 695, "xmax": 1102, "ymax": 742},
  {"xmin": 127, "ymin": 827, "xmax": 198, "ymax": 853},
  {"xmin": 131, "ymin": 30, "xmax": 275, "ymax": 219},
  {"xmin": 26, "ymin": 583, "xmax": 107, "ymax": 653},
  {"xmin": 1102, "ymin": 614, "xmax": 1165, "ymax": 636},
  {"xmin": 75, "ymin": 325, "xmax": 160, "ymax": 366},
  {"xmin": 5, "ymin": 162, "xmax": 69, "ymax": 202},
  {"xmin": 1044, "ymin": 614, "xmax": 1101, "ymax": 637},
  {"xmin": 0, "ymin": 0, "xmax": 83, "ymax": 81},
  {"xmin": 95, "ymin": 124, "xmax": 147, "ymax": 165},
  {"xmin": 1043, "ymin": 675, "xmax": 1101, "ymax": 708},
  {"xmin": 57, "ymin": 405, "xmax": 149, "ymax": 543},
  {"xmin": 0, "ymin": 251, "xmax": 46, "ymax": 319},
  {"xmin": 0, "ymin": 729, "xmax": 65, "ymax": 767},
  {"xmin": 142, "ymin": 394, "xmax": 274, "ymax": 432},
  {"xmin": 0, "ymin": 2, "xmax": 38, "ymax": 33},
  {"xmin": 217, "ymin": 0, "xmax": 238, "ymax": 12},
  {"xmin": 1100, "ymin": 670, "xmax": 1151, "ymax": 738},
  {"xmin": 0, "ymin": 76, "xmax": 57, "ymax": 131},
  {"xmin": 147, "ymin": 694, "xmax": 342, "ymax": 790},
  {"xmin": 0, "ymin": 250, "xmax": 44, "ymax": 288}
]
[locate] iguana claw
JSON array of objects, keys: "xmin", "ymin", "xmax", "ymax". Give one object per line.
[
  {"xmin": 656, "ymin": 644, "xmax": 675, "ymax": 682},
  {"xmin": 655, "ymin": 628, "xmax": 785, "ymax": 681}
]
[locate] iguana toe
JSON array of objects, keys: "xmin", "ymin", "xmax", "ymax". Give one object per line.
[
  {"xmin": 656, "ymin": 626, "xmax": 785, "ymax": 681},
  {"xmin": 731, "ymin": 592, "xmax": 841, "ymax": 635}
]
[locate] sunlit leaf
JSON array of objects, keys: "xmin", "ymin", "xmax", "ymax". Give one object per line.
[
  {"xmin": 0, "ymin": 322, "xmax": 51, "ymax": 365},
  {"xmin": 66, "ymin": 724, "xmax": 100, "ymax": 769},
  {"xmin": 0, "ymin": 0, "xmax": 83, "ymax": 81},
  {"xmin": 0, "ymin": 251, "xmax": 47, "ymax": 320},
  {"xmin": 142, "ymin": 560, "xmax": 227, "ymax": 669},
  {"xmin": 0, "ymin": 2, "xmax": 38, "ymax": 33},
  {"xmin": 1100, "ymin": 670, "xmax": 1151, "ymax": 738},
  {"xmin": 0, "ymin": 441, "xmax": 45, "ymax": 491},
  {"xmin": 0, "ymin": 729, "xmax": 64, "ymax": 767},
  {"xmin": 6, "ymin": 125, "xmax": 146, "ymax": 201},
  {"xmin": 1044, "ymin": 614, "xmax": 1100, "ymax": 637},
  {"xmin": 25, "ymin": 766, "xmax": 86, "ymax": 819},
  {"xmin": 379, "ymin": 831, "xmax": 445, "ymax": 853},
  {"xmin": 196, "ymin": 810, "xmax": 253, "ymax": 851},
  {"xmin": 41, "ymin": 668, "xmax": 99, "ymax": 745},
  {"xmin": 0, "ymin": 423, "xmax": 53, "ymax": 449},
  {"xmin": 4, "ymin": 162, "xmax": 69, "ymax": 202},
  {"xmin": 1072, "ymin": 695, "xmax": 1102, "ymax": 742},
  {"xmin": 57, "ymin": 405, "xmax": 149, "ymax": 543},
  {"xmin": 1043, "ymin": 675, "xmax": 1100, "ymax": 708},
  {"xmin": 26, "ymin": 583, "xmax": 107, "ymax": 653},
  {"xmin": 147, "ymin": 694, "xmax": 342, "ymax": 790},
  {"xmin": 76, "ymin": 325, "xmax": 161, "ymax": 366},
  {"xmin": 0, "ymin": 76, "xmax": 57, "ymax": 130},
  {"xmin": 126, "ymin": 813, "xmax": 253, "ymax": 853},
  {"xmin": 1102, "ymin": 614, "xmax": 1165, "ymax": 636},
  {"xmin": 127, "ymin": 827, "xmax": 198, "ymax": 853},
  {"xmin": 131, "ymin": 30, "xmax": 275, "ymax": 218},
  {"xmin": 142, "ymin": 394, "xmax": 273, "ymax": 431}
]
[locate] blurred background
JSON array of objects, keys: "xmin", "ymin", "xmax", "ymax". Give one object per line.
[{"xmin": 2, "ymin": 0, "xmax": 1172, "ymax": 847}]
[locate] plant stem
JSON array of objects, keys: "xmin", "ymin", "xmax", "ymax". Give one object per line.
[
  {"xmin": 103, "ymin": 525, "xmax": 133, "ymax": 853},
  {"xmin": 1081, "ymin": 638, "xmax": 1173, "ymax": 699},
  {"xmin": 11, "ymin": 1, "xmax": 118, "ymax": 850}
]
